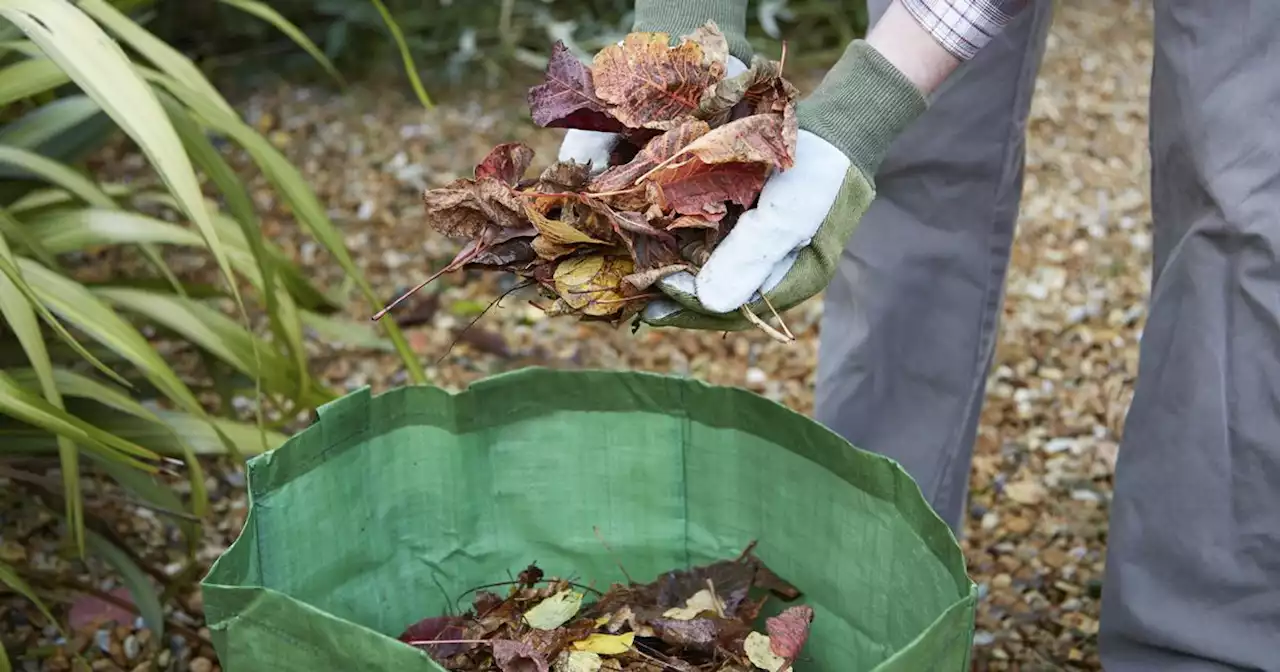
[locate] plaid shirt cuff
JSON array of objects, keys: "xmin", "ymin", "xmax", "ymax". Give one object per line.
[{"xmin": 900, "ymin": 0, "xmax": 1027, "ymax": 61}]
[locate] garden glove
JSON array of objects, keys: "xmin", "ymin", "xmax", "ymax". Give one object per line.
[
  {"xmin": 638, "ymin": 40, "xmax": 928, "ymax": 332},
  {"xmin": 558, "ymin": 0, "xmax": 755, "ymax": 173}
]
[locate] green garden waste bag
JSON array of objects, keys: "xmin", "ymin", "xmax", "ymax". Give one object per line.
[{"xmin": 202, "ymin": 367, "xmax": 977, "ymax": 671}]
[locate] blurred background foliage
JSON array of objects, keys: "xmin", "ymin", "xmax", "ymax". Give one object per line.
[
  {"xmin": 147, "ymin": 0, "xmax": 871, "ymax": 92},
  {"xmin": 0, "ymin": 0, "xmax": 868, "ymax": 666}
]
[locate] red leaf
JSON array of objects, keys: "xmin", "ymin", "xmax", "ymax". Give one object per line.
[
  {"xmin": 590, "ymin": 29, "xmax": 726, "ymax": 130},
  {"xmin": 475, "ymin": 142, "xmax": 536, "ymax": 185},
  {"xmin": 649, "ymin": 160, "xmax": 769, "ymax": 216},
  {"xmin": 528, "ymin": 41, "xmax": 626, "ymax": 133},
  {"xmin": 765, "ymin": 605, "xmax": 814, "ymax": 660},
  {"xmin": 589, "ymin": 120, "xmax": 710, "ymax": 193}
]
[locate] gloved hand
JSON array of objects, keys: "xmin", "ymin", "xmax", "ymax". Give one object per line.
[
  {"xmin": 557, "ymin": 0, "xmax": 756, "ymax": 174},
  {"xmin": 636, "ymin": 40, "xmax": 929, "ymax": 332}
]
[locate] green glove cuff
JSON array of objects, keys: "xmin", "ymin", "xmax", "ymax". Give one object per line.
[
  {"xmin": 633, "ymin": 0, "xmax": 753, "ymax": 63},
  {"xmin": 797, "ymin": 40, "xmax": 928, "ymax": 176}
]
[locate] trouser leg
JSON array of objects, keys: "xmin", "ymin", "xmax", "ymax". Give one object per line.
[
  {"xmin": 814, "ymin": 1, "xmax": 1053, "ymax": 533},
  {"xmin": 1098, "ymin": 4, "xmax": 1280, "ymax": 670}
]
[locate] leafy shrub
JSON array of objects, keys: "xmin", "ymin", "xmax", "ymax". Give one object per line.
[{"xmin": 0, "ymin": 0, "xmax": 424, "ymax": 661}]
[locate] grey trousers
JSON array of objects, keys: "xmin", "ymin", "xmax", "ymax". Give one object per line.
[{"xmin": 814, "ymin": 2, "xmax": 1280, "ymax": 670}]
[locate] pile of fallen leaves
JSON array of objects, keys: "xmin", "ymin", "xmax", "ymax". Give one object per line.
[
  {"xmin": 399, "ymin": 544, "xmax": 814, "ymax": 671},
  {"xmin": 376, "ymin": 21, "xmax": 798, "ymax": 335}
]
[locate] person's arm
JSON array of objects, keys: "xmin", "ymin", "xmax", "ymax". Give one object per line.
[
  {"xmin": 872, "ymin": 0, "xmax": 1029, "ymax": 95},
  {"xmin": 643, "ymin": 0, "xmax": 1034, "ymax": 328}
]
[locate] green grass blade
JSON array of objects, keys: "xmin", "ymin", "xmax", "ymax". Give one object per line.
[
  {"xmin": 142, "ymin": 68, "xmax": 427, "ymax": 383},
  {"xmin": 73, "ymin": 0, "xmax": 236, "ymax": 118},
  {"xmin": 0, "ymin": 57, "xmax": 68, "ymax": 106},
  {"xmin": 0, "ymin": 94, "xmax": 100, "ymax": 149},
  {"xmin": 216, "ymin": 0, "xmax": 345, "ymax": 88},
  {"xmin": 83, "ymin": 529, "xmax": 164, "ymax": 638},
  {"xmin": 15, "ymin": 256, "xmax": 211, "ymax": 416},
  {"xmin": 0, "ymin": 0, "xmax": 251, "ymax": 383},
  {"xmin": 0, "ymin": 145, "xmax": 117, "ymax": 207},
  {"xmin": 90, "ymin": 286, "xmax": 332, "ymax": 407},
  {"xmin": 0, "ymin": 231, "xmax": 83, "ymax": 555},
  {"xmin": 301, "ymin": 308, "xmax": 395, "ymax": 352},
  {"xmin": 160, "ymin": 94, "xmax": 311, "ymax": 403},
  {"xmin": 0, "ymin": 369, "xmax": 158, "ymax": 468},
  {"xmin": 0, "ymin": 404, "xmax": 284, "ymax": 456},
  {"xmin": 0, "ymin": 559, "xmax": 58, "ymax": 628},
  {"xmin": 0, "ymin": 204, "xmax": 59, "ymax": 267},
  {"xmin": 0, "ymin": 218, "xmax": 130, "ymax": 387},
  {"xmin": 367, "ymin": 0, "xmax": 433, "ymax": 110}
]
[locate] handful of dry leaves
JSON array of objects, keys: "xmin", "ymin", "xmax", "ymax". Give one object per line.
[
  {"xmin": 399, "ymin": 543, "xmax": 815, "ymax": 671},
  {"xmin": 373, "ymin": 22, "xmax": 799, "ymax": 336}
]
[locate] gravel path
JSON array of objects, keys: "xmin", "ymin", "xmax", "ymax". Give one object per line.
[{"xmin": 0, "ymin": 2, "xmax": 1154, "ymax": 670}]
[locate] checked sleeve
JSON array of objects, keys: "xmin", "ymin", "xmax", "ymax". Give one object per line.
[{"xmin": 900, "ymin": 0, "xmax": 1029, "ymax": 61}]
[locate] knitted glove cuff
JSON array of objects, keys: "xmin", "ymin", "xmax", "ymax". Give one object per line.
[
  {"xmin": 796, "ymin": 40, "xmax": 928, "ymax": 176},
  {"xmin": 632, "ymin": 0, "xmax": 753, "ymax": 63}
]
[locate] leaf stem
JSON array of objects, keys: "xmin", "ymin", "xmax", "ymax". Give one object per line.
[{"xmin": 741, "ymin": 306, "xmax": 793, "ymax": 344}]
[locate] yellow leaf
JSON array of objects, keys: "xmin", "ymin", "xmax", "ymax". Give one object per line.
[
  {"xmin": 553, "ymin": 254, "xmax": 635, "ymax": 317},
  {"xmin": 572, "ymin": 632, "xmax": 635, "ymax": 655},
  {"xmin": 522, "ymin": 589, "xmax": 583, "ymax": 631},
  {"xmin": 661, "ymin": 588, "xmax": 726, "ymax": 620},
  {"xmin": 594, "ymin": 615, "xmax": 611, "ymax": 627},
  {"xmin": 744, "ymin": 631, "xmax": 785, "ymax": 672},
  {"xmin": 554, "ymin": 650, "xmax": 603, "ymax": 672}
]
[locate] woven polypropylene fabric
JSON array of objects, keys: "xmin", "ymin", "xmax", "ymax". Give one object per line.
[{"xmin": 202, "ymin": 367, "xmax": 976, "ymax": 671}]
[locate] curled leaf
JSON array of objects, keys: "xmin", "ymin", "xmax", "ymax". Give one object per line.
[
  {"xmin": 523, "ymin": 201, "xmax": 608, "ymax": 246},
  {"xmin": 766, "ymin": 605, "xmax": 814, "ymax": 661}
]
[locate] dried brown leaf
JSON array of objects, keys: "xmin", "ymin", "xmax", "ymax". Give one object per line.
[
  {"xmin": 494, "ymin": 639, "xmax": 551, "ymax": 672},
  {"xmin": 622, "ymin": 263, "xmax": 694, "ymax": 292},
  {"xmin": 538, "ymin": 161, "xmax": 592, "ymax": 192},
  {"xmin": 666, "ymin": 215, "xmax": 718, "ymax": 230},
  {"xmin": 523, "ymin": 201, "xmax": 609, "ymax": 247},
  {"xmin": 678, "ymin": 114, "xmax": 794, "ymax": 169},
  {"xmin": 423, "ymin": 177, "xmax": 528, "ymax": 240},
  {"xmin": 591, "ymin": 28, "xmax": 726, "ymax": 130},
  {"xmin": 533, "ymin": 235, "xmax": 579, "ymax": 261},
  {"xmin": 528, "ymin": 41, "xmax": 626, "ymax": 133},
  {"xmin": 589, "ymin": 120, "xmax": 711, "ymax": 193}
]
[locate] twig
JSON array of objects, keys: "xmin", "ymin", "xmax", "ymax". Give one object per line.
[
  {"xmin": 371, "ymin": 242, "xmax": 483, "ymax": 321},
  {"xmin": 759, "ymin": 293, "xmax": 794, "ymax": 341},
  {"xmin": 408, "ymin": 639, "xmax": 489, "ymax": 646},
  {"xmin": 633, "ymin": 155, "xmax": 694, "ymax": 186},
  {"xmin": 741, "ymin": 306, "xmax": 793, "ymax": 344},
  {"xmin": 436, "ymin": 280, "xmax": 534, "ymax": 365},
  {"xmin": 593, "ymin": 526, "xmax": 634, "ymax": 585}
]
